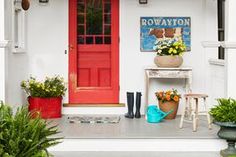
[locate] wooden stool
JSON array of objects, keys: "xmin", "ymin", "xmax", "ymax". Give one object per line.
[{"xmin": 179, "ymin": 94, "xmax": 212, "ymax": 132}]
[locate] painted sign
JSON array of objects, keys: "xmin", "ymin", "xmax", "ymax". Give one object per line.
[{"xmin": 140, "ymin": 17, "xmax": 191, "ymax": 52}]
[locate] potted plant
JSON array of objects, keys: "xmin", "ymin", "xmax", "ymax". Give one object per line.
[
  {"xmin": 209, "ymin": 98, "xmax": 236, "ymax": 157},
  {"xmin": 153, "ymin": 38, "xmax": 186, "ymax": 67},
  {"xmin": 21, "ymin": 76, "xmax": 67, "ymax": 119},
  {"xmin": 155, "ymin": 89, "xmax": 181, "ymax": 119},
  {"xmin": 0, "ymin": 102, "xmax": 62, "ymax": 157}
]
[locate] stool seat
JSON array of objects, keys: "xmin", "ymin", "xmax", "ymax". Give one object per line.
[
  {"xmin": 179, "ymin": 93, "xmax": 212, "ymax": 132},
  {"xmin": 184, "ymin": 94, "xmax": 208, "ymax": 98}
]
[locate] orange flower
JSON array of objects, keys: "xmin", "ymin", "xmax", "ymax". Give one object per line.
[
  {"xmin": 158, "ymin": 92, "xmax": 163, "ymax": 98},
  {"xmin": 166, "ymin": 91, "xmax": 171, "ymax": 95},
  {"xmin": 166, "ymin": 94, "xmax": 171, "ymax": 101},
  {"xmin": 174, "ymin": 96, "xmax": 179, "ymax": 102}
]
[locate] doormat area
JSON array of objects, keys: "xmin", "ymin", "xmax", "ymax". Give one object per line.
[{"xmin": 68, "ymin": 116, "xmax": 120, "ymax": 124}]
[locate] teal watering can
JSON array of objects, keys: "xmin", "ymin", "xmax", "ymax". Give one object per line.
[{"xmin": 146, "ymin": 105, "xmax": 173, "ymax": 123}]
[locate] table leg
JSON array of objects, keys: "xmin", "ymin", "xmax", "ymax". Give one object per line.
[
  {"xmin": 145, "ymin": 71, "xmax": 149, "ymax": 116},
  {"xmin": 186, "ymin": 77, "xmax": 192, "ymax": 93}
]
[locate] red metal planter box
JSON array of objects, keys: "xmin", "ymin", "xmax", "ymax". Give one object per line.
[{"xmin": 28, "ymin": 97, "xmax": 62, "ymax": 119}]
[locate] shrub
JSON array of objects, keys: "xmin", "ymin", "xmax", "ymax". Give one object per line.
[
  {"xmin": 209, "ymin": 98, "xmax": 236, "ymax": 123},
  {"xmin": 0, "ymin": 102, "xmax": 62, "ymax": 157}
]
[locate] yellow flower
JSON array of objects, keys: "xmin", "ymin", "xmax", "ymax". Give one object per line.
[
  {"xmin": 168, "ymin": 48, "xmax": 173, "ymax": 54},
  {"xmin": 173, "ymin": 49, "xmax": 177, "ymax": 54}
]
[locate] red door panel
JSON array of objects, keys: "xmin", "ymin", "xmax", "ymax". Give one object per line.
[{"xmin": 69, "ymin": 0, "xmax": 119, "ymax": 104}]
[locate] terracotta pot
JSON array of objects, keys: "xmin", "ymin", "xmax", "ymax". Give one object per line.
[
  {"xmin": 158, "ymin": 100, "xmax": 179, "ymax": 119},
  {"xmin": 154, "ymin": 55, "xmax": 183, "ymax": 68},
  {"xmin": 28, "ymin": 97, "xmax": 62, "ymax": 119}
]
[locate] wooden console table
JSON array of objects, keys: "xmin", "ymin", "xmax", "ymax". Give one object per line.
[{"xmin": 145, "ymin": 66, "xmax": 193, "ymax": 113}]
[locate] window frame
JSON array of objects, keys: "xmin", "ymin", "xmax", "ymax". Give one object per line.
[
  {"xmin": 12, "ymin": 1, "xmax": 27, "ymax": 53},
  {"xmin": 218, "ymin": 0, "xmax": 225, "ymax": 60}
]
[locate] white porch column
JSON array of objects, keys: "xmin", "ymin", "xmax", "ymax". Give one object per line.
[
  {"xmin": 0, "ymin": 0, "xmax": 6, "ymax": 102},
  {"xmin": 225, "ymin": 0, "xmax": 236, "ymax": 98}
]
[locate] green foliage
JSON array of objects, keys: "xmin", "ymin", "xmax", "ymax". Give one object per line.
[
  {"xmin": 0, "ymin": 102, "xmax": 62, "ymax": 157},
  {"xmin": 86, "ymin": 1, "xmax": 103, "ymax": 35},
  {"xmin": 21, "ymin": 76, "xmax": 67, "ymax": 98},
  {"xmin": 209, "ymin": 98, "xmax": 236, "ymax": 123}
]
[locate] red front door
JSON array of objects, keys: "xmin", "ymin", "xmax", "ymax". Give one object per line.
[{"xmin": 69, "ymin": 0, "xmax": 119, "ymax": 104}]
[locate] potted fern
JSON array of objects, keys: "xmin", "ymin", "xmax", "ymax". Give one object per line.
[
  {"xmin": 21, "ymin": 76, "xmax": 67, "ymax": 119},
  {"xmin": 0, "ymin": 102, "xmax": 62, "ymax": 157},
  {"xmin": 209, "ymin": 98, "xmax": 236, "ymax": 157}
]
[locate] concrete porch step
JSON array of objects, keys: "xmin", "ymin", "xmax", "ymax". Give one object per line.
[
  {"xmin": 50, "ymin": 151, "xmax": 219, "ymax": 157},
  {"xmin": 48, "ymin": 138, "xmax": 225, "ymax": 152},
  {"xmin": 48, "ymin": 115, "xmax": 225, "ymax": 153}
]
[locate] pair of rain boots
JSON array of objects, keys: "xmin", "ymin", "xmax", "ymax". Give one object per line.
[{"xmin": 125, "ymin": 92, "xmax": 142, "ymax": 119}]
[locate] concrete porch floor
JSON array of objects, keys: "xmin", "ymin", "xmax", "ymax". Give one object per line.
[
  {"xmin": 51, "ymin": 115, "xmax": 218, "ymax": 139},
  {"xmin": 48, "ymin": 115, "xmax": 224, "ymax": 157}
]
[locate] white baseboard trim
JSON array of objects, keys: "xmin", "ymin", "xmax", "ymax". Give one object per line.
[{"xmin": 48, "ymin": 139, "xmax": 226, "ymax": 152}]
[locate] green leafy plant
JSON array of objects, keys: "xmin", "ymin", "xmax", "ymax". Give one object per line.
[
  {"xmin": 154, "ymin": 38, "xmax": 186, "ymax": 56},
  {"xmin": 209, "ymin": 98, "xmax": 236, "ymax": 123},
  {"xmin": 0, "ymin": 102, "xmax": 62, "ymax": 157},
  {"xmin": 21, "ymin": 76, "xmax": 67, "ymax": 98}
]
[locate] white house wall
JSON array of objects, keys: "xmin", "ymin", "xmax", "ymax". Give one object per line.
[
  {"xmin": 3, "ymin": 0, "xmax": 29, "ymax": 107},
  {"xmin": 14, "ymin": 0, "xmax": 224, "ymax": 114},
  {"xmin": 0, "ymin": 0, "xmax": 6, "ymax": 102},
  {"xmin": 225, "ymin": 0, "xmax": 236, "ymax": 98}
]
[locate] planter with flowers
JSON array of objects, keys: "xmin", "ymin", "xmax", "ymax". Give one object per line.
[
  {"xmin": 209, "ymin": 98, "xmax": 236, "ymax": 157},
  {"xmin": 21, "ymin": 76, "xmax": 67, "ymax": 119},
  {"xmin": 153, "ymin": 39, "xmax": 186, "ymax": 67},
  {"xmin": 155, "ymin": 89, "xmax": 181, "ymax": 119}
]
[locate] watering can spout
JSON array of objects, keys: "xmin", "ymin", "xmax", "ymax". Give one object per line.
[{"xmin": 160, "ymin": 109, "xmax": 173, "ymax": 120}]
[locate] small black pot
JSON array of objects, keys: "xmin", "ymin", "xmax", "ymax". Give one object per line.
[{"xmin": 214, "ymin": 121, "xmax": 236, "ymax": 157}]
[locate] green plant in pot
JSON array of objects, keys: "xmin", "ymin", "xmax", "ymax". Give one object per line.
[
  {"xmin": 21, "ymin": 76, "xmax": 67, "ymax": 119},
  {"xmin": 0, "ymin": 102, "xmax": 62, "ymax": 157},
  {"xmin": 153, "ymin": 38, "xmax": 186, "ymax": 67},
  {"xmin": 209, "ymin": 98, "xmax": 236, "ymax": 157}
]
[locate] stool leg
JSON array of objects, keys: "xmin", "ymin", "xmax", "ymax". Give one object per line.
[
  {"xmin": 193, "ymin": 113, "xmax": 197, "ymax": 132},
  {"xmin": 204, "ymin": 98, "xmax": 212, "ymax": 130},
  {"xmin": 179, "ymin": 97, "xmax": 187, "ymax": 129},
  {"xmin": 192, "ymin": 98, "xmax": 198, "ymax": 132},
  {"xmin": 188, "ymin": 98, "xmax": 192, "ymax": 120}
]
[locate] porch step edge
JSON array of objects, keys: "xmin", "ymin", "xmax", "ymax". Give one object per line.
[{"xmin": 48, "ymin": 138, "xmax": 225, "ymax": 152}]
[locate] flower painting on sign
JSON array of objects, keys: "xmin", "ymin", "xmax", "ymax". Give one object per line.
[{"xmin": 140, "ymin": 17, "xmax": 191, "ymax": 52}]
